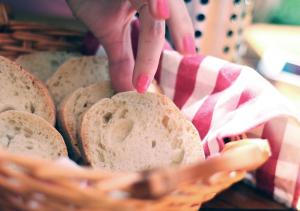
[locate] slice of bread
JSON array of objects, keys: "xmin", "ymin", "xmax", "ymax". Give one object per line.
[
  {"xmin": 0, "ymin": 56, "xmax": 55, "ymax": 125},
  {"xmin": 0, "ymin": 110, "xmax": 67, "ymax": 160},
  {"xmin": 46, "ymin": 56, "xmax": 110, "ymax": 106},
  {"xmin": 58, "ymin": 81, "xmax": 114, "ymax": 161},
  {"xmin": 80, "ymin": 92, "xmax": 204, "ymax": 172},
  {"xmin": 15, "ymin": 51, "xmax": 79, "ymax": 82},
  {"xmin": 58, "ymin": 80, "xmax": 162, "ymax": 162}
]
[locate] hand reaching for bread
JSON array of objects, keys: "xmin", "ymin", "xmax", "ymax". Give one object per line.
[{"xmin": 67, "ymin": 0, "xmax": 195, "ymax": 93}]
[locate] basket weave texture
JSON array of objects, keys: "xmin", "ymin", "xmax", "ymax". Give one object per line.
[
  {"xmin": 0, "ymin": 4, "xmax": 83, "ymax": 60},
  {"xmin": 0, "ymin": 140, "xmax": 270, "ymax": 211}
]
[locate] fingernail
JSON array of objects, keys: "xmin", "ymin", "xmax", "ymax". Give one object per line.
[
  {"xmin": 135, "ymin": 73, "xmax": 151, "ymax": 93},
  {"xmin": 157, "ymin": 0, "xmax": 170, "ymax": 19},
  {"xmin": 183, "ymin": 35, "xmax": 196, "ymax": 55}
]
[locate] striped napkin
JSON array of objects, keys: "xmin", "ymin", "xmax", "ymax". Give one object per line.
[
  {"xmin": 156, "ymin": 50, "xmax": 300, "ymax": 208},
  {"xmin": 83, "ymin": 24, "xmax": 300, "ymax": 209}
]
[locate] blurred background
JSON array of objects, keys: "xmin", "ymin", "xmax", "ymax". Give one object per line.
[{"xmin": 1, "ymin": 0, "xmax": 300, "ymax": 107}]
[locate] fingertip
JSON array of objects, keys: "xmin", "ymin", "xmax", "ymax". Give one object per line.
[
  {"xmin": 166, "ymin": 0, "xmax": 196, "ymax": 55},
  {"xmin": 112, "ymin": 80, "xmax": 134, "ymax": 93},
  {"xmin": 134, "ymin": 73, "xmax": 151, "ymax": 93},
  {"xmin": 156, "ymin": 0, "xmax": 170, "ymax": 19},
  {"xmin": 106, "ymin": 53, "xmax": 135, "ymax": 93},
  {"xmin": 110, "ymin": 67, "xmax": 134, "ymax": 92},
  {"xmin": 181, "ymin": 34, "xmax": 196, "ymax": 55},
  {"xmin": 148, "ymin": 0, "xmax": 170, "ymax": 19}
]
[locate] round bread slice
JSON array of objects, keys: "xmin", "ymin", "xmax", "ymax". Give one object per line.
[
  {"xmin": 80, "ymin": 92, "xmax": 204, "ymax": 172},
  {"xmin": 0, "ymin": 110, "xmax": 67, "ymax": 160},
  {"xmin": 58, "ymin": 80, "xmax": 162, "ymax": 162},
  {"xmin": 0, "ymin": 56, "xmax": 55, "ymax": 125},
  {"xmin": 15, "ymin": 51, "xmax": 79, "ymax": 82},
  {"xmin": 46, "ymin": 56, "xmax": 110, "ymax": 106},
  {"xmin": 58, "ymin": 81, "xmax": 114, "ymax": 161}
]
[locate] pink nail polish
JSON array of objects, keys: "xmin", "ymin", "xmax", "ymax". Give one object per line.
[
  {"xmin": 157, "ymin": 0, "xmax": 170, "ymax": 19},
  {"xmin": 135, "ymin": 73, "xmax": 151, "ymax": 93},
  {"xmin": 183, "ymin": 35, "xmax": 196, "ymax": 55}
]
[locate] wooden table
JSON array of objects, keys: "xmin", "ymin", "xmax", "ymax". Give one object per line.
[{"xmin": 201, "ymin": 182, "xmax": 293, "ymax": 210}]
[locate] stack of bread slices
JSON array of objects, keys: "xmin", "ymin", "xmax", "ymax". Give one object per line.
[{"xmin": 0, "ymin": 51, "xmax": 204, "ymax": 172}]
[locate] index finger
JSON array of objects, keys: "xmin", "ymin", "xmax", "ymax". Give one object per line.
[{"xmin": 133, "ymin": 5, "xmax": 165, "ymax": 93}]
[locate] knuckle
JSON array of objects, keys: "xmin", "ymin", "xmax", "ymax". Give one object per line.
[
  {"xmin": 147, "ymin": 21, "xmax": 165, "ymax": 37},
  {"xmin": 138, "ymin": 56, "xmax": 157, "ymax": 66}
]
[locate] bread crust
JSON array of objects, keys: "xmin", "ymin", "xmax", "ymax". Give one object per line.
[
  {"xmin": 58, "ymin": 81, "xmax": 114, "ymax": 161},
  {"xmin": 15, "ymin": 51, "xmax": 79, "ymax": 82},
  {"xmin": 46, "ymin": 56, "xmax": 110, "ymax": 106},
  {"xmin": 0, "ymin": 110, "xmax": 67, "ymax": 159},
  {"xmin": 0, "ymin": 56, "xmax": 56, "ymax": 125}
]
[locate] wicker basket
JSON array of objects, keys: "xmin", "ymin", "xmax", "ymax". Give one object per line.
[
  {"xmin": 0, "ymin": 139, "xmax": 270, "ymax": 211},
  {"xmin": 0, "ymin": 3, "xmax": 271, "ymax": 211},
  {"xmin": 0, "ymin": 3, "xmax": 83, "ymax": 60}
]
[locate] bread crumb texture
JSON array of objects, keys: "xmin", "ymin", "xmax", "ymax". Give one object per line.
[
  {"xmin": 81, "ymin": 92, "xmax": 205, "ymax": 172},
  {"xmin": 0, "ymin": 111, "xmax": 67, "ymax": 160},
  {"xmin": 0, "ymin": 56, "xmax": 55, "ymax": 124}
]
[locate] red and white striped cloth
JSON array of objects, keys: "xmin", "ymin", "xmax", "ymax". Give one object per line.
[
  {"xmin": 156, "ymin": 50, "xmax": 300, "ymax": 208},
  {"xmin": 83, "ymin": 26, "xmax": 300, "ymax": 210}
]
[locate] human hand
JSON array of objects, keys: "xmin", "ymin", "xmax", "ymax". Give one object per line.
[{"xmin": 67, "ymin": 0, "xmax": 195, "ymax": 93}]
